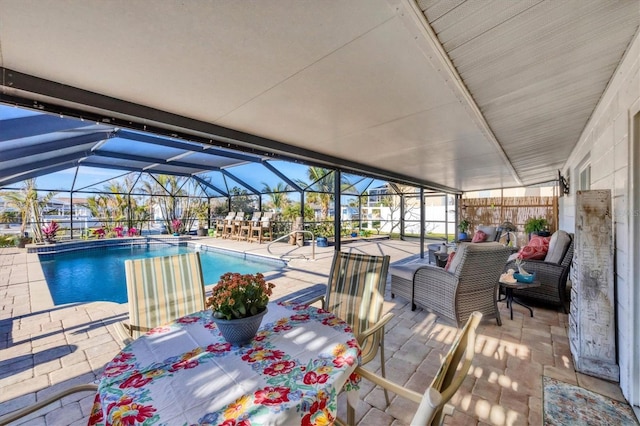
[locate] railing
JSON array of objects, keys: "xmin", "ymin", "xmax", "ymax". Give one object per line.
[{"xmin": 267, "ymin": 230, "xmax": 316, "ymax": 260}]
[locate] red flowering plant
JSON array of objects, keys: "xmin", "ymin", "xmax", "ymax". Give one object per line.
[
  {"xmin": 41, "ymin": 220, "xmax": 60, "ymax": 241},
  {"xmin": 206, "ymin": 272, "xmax": 275, "ymax": 320},
  {"xmin": 113, "ymin": 226, "xmax": 124, "ymax": 237},
  {"xmin": 93, "ymin": 228, "xmax": 106, "ymax": 239},
  {"xmin": 171, "ymin": 218, "xmax": 182, "ymax": 234},
  {"xmin": 127, "ymin": 227, "xmax": 138, "ymax": 237}
]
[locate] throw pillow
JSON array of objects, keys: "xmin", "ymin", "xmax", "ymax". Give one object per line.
[
  {"xmin": 444, "ymin": 251, "xmax": 456, "ymax": 271},
  {"xmin": 544, "ymin": 230, "xmax": 572, "ymax": 264},
  {"xmin": 529, "ymin": 235, "xmax": 551, "ymax": 247},
  {"xmin": 517, "ymin": 235, "xmax": 551, "ymax": 260},
  {"xmin": 472, "ymin": 230, "xmax": 488, "ymax": 243},
  {"xmin": 477, "ymin": 225, "xmax": 497, "ymax": 241},
  {"xmin": 447, "ymin": 243, "xmax": 468, "ymax": 274}
]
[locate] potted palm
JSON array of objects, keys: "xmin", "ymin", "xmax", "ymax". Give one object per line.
[{"xmin": 196, "ymin": 206, "xmax": 208, "ymax": 236}]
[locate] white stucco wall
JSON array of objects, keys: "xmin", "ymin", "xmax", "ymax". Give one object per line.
[{"xmin": 559, "ymin": 29, "xmax": 640, "ymax": 404}]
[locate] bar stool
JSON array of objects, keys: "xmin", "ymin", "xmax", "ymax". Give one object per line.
[
  {"xmin": 249, "ymin": 217, "xmax": 272, "ymax": 243},
  {"xmin": 241, "ymin": 212, "xmax": 262, "ymax": 242}
]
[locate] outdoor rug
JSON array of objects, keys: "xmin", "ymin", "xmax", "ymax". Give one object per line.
[{"xmin": 543, "ymin": 376, "xmax": 638, "ymax": 425}]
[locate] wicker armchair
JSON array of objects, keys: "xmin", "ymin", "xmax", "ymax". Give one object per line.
[
  {"xmin": 505, "ymin": 231, "xmax": 574, "ymax": 313},
  {"xmin": 412, "ymin": 243, "xmax": 512, "ymax": 327}
]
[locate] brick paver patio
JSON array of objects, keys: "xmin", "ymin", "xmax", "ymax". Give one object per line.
[{"xmin": 0, "ymin": 238, "xmax": 628, "ymax": 425}]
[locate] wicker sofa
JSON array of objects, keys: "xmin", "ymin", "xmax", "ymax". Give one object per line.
[
  {"xmin": 391, "ymin": 243, "xmax": 512, "ymax": 327},
  {"xmin": 505, "ymin": 230, "xmax": 574, "ymax": 313}
]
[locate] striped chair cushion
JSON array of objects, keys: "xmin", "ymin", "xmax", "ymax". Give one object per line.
[
  {"xmin": 125, "ymin": 252, "xmax": 206, "ymax": 339},
  {"xmin": 325, "ymin": 252, "xmax": 390, "ymax": 363}
]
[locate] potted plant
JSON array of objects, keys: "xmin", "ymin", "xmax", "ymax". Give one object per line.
[
  {"xmin": 458, "ymin": 219, "xmax": 471, "ymax": 241},
  {"xmin": 316, "ymin": 235, "xmax": 328, "ymax": 247},
  {"xmin": 41, "ymin": 220, "xmax": 60, "ymax": 244},
  {"xmin": 16, "ymin": 233, "xmax": 32, "ymax": 248},
  {"xmin": 206, "ymin": 272, "xmax": 275, "ymax": 346},
  {"xmin": 196, "ymin": 222, "xmax": 207, "ymax": 237},
  {"xmin": 196, "ymin": 203, "xmax": 209, "ymax": 236},
  {"xmin": 314, "ymin": 223, "xmax": 330, "ymax": 247},
  {"xmin": 113, "ymin": 226, "xmax": 124, "ymax": 237},
  {"xmin": 171, "ymin": 218, "xmax": 182, "ymax": 236},
  {"xmin": 524, "ymin": 217, "xmax": 550, "ymax": 238}
]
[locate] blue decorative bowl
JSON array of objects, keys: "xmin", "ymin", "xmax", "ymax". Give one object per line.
[{"xmin": 514, "ymin": 273, "xmax": 535, "ymax": 283}]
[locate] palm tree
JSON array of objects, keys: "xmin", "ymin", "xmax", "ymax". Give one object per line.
[
  {"xmin": 105, "ymin": 182, "xmax": 128, "ymax": 227},
  {"xmin": 2, "ymin": 189, "xmax": 30, "ymax": 235},
  {"xmin": 1, "ymin": 179, "xmax": 57, "ymax": 242},
  {"xmin": 86, "ymin": 195, "xmax": 110, "ymax": 227},
  {"xmin": 140, "ymin": 175, "xmax": 206, "ymax": 232},
  {"xmin": 261, "ymin": 182, "xmax": 289, "ymax": 212},
  {"xmin": 141, "ymin": 175, "xmax": 182, "ymax": 230},
  {"xmin": 296, "ymin": 167, "xmax": 350, "ymax": 220}
]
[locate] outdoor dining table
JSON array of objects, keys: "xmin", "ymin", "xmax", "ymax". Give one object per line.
[{"xmin": 88, "ymin": 302, "xmax": 361, "ymax": 425}]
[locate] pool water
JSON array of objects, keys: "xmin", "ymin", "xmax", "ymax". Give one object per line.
[{"xmin": 40, "ymin": 246, "xmax": 281, "ymax": 305}]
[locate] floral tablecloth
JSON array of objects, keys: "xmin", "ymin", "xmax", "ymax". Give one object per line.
[{"xmin": 89, "ymin": 302, "xmax": 361, "ymax": 425}]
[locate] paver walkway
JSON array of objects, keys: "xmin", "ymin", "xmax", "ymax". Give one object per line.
[{"xmin": 0, "ymin": 238, "xmax": 629, "ymax": 425}]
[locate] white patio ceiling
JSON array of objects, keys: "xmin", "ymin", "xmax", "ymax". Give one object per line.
[{"xmin": 0, "ymin": 0, "xmax": 638, "ymax": 192}]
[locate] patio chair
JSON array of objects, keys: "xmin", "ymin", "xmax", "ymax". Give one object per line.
[
  {"xmin": 0, "ymin": 384, "xmax": 98, "ymax": 425},
  {"xmin": 309, "ymin": 251, "xmax": 393, "ymax": 406},
  {"xmin": 412, "ymin": 243, "xmax": 511, "ymax": 326},
  {"xmin": 123, "ymin": 252, "xmax": 206, "ymax": 339},
  {"xmin": 341, "ymin": 311, "xmax": 482, "ymax": 426}
]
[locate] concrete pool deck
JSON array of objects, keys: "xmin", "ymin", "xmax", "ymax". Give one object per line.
[{"xmin": 0, "ymin": 237, "xmax": 629, "ymax": 425}]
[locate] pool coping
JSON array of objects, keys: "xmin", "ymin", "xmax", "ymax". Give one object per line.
[{"xmin": 27, "ymin": 236, "xmax": 192, "ymax": 254}]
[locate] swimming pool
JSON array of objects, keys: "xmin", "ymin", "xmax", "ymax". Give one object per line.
[{"xmin": 39, "ymin": 245, "xmax": 283, "ymax": 305}]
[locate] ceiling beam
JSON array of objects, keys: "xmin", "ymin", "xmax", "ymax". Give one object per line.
[
  {"xmin": 0, "ymin": 113, "xmax": 92, "ymax": 141},
  {"xmin": 78, "ymin": 161, "xmax": 195, "ymax": 177},
  {"xmin": 262, "ymin": 161, "xmax": 303, "ymax": 192},
  {"xmin": 116, "ymin": 129, "xmax": 261, "ymax": 163},
  {"xmin": 192, "ymin": 175, "xmax": 228, "ymax": 197},
  {"xmin": 115, "ymin": 129, "xmax": 206, "ymax": 151},
  {"xmin": 73, "ymin": 169, "xmax": 133, "ymax": 193},
  {"xmin": 0, "ymin": 161, "xmax": 81, "ymax": 188},
  {"xmin": 0, "ymin": 152, "xmax": 89, "ymax": 183},
  {"xmin": 95, "ymin": 149, "xmax": 208, "ymax": 171},
  {"xmin": 202, "ymin": 147, "xmax": 261, "ymax": 163},
  {"xmin": 220, "ymin": 170, "xmax": 259, "ymax": 195},
  {"xmin": 1, "ymin": 131, "xmax": 112, "ymax": 162}
]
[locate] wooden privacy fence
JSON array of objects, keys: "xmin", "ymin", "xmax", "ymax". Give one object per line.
[{"xmin": 461, "ymin": 196, "xmax": 558, "ymax": 246}]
